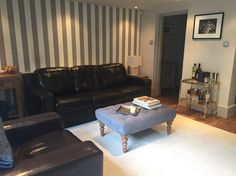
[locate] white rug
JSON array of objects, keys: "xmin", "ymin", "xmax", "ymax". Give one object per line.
[{"xmin": 68, "ymin": 115, "xmax": 236, "ymax": 176}]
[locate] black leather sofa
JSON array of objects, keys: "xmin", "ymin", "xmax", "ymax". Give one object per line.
[
  {"xmin": 23, "ymin": 63, "xmax": 151, "ymax": 127},
  {"xmin": 1, "ymin": 112, "xmax": 103, "ymax": 176}
]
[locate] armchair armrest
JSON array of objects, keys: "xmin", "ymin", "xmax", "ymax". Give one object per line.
[
  {"xmin": 27, "ymin": 87, "xmax": 55, "ymax": 114},
  {"xmin": 3, "ymin": 112, "xmax": 63, "ymax": 146},
  {"xmin": 127, "ymin": 75, "xmax": 152, "ymax": 96},
  {"xmin": 1, "ymin": 141, "xmax": 103, "ymax": 176}
]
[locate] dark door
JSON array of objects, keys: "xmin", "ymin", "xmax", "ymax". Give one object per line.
[{"xmin": 160, "ymin": 14, "xmax": 187, "ymax": 96}]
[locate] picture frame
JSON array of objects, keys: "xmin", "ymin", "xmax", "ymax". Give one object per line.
[
  {"xmin": 192, "ymin": 12, "xmax": 224, "ymax": 39},
  {"xmin": 164, "ymin": 23, "xmax": 173, "ymax": 36}
]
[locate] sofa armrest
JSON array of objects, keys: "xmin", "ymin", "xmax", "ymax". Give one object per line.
[
  {"xmin": 1, "ymin": 141, "xmax": 103, "ymax": 176},
  {"xmin": 3, "ymin": 112, "xmax": 63, "ymax": 146},
  {"xmin": 27, "ymin": 87, "xmax": 55, "ymax": 114},
  {"xmin": 127, "ymin": 75, "xmax": 152, "ymax": 95}
]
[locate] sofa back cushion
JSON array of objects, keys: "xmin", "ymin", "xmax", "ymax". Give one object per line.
[
  {"xmin": 71, "ymin": 66, "xmax": 102, "ymax": 92},
  {"xmin": 100, "ymin": 63, "xmax": 127, "ymax": 88},
  {"xmin": 34, "ymin": 67, "xmax": 74, "ymax": 95}
]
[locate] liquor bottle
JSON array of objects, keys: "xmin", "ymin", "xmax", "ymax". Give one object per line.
[
  {"xmin": 195, "ymin": 63, "xmax": 202, "ymax": 81},
  {"xmin": 192, "ymin": 64, "xmax": 197, "ymax": 79}
]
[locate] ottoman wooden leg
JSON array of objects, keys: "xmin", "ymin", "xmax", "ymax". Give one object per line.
[
  {"xmin": 167, "ymin": 121, "xmax": 173, "ymax": 135},
  {"xmin": 99, "ymin": 121, "xmax": 105, "ymax": 136},
  {"xmin": 121, "ymin": 135, "xmax": 128, "ymax": 153}
]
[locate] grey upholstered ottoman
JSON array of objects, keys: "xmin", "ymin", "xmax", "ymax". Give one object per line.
[{"xmin": 95, "ymin": 102, "xmax": 176, "ymax": 152}]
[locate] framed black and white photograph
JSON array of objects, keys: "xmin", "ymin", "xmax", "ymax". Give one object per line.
[{"xmin": 192, "ymin": 12, "xmax": 224, "ymax": 39}]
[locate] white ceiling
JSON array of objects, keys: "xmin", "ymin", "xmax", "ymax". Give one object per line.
[{"xmin": 77, "ymin": 0, "xmax": 191, "ymax": 9}]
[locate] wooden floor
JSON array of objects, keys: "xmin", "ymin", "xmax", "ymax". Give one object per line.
[{"xmin": 157, "ymin": 94, "xmax": 236, "ymax": 134}]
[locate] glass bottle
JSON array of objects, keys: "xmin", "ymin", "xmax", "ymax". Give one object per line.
[
  {"xmin": 195, "ymin": 63, "xmax": 202, "ymax": 81},
  {"xmin": 192, "ymin": 63, "xmax": 197, "ymax": 79}
]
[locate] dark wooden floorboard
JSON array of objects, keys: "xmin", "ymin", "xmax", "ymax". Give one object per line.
[{"xmin": 156, "ymin": 94, "xmax": 236, "ymax": 134}]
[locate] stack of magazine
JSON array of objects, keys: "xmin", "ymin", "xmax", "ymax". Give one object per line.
[{"xmin": 132, "ymin": 96, "xmax": 162, "ymax": 109}]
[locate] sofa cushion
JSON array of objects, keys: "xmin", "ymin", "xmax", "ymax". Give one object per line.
[
  {"xmin": 13, "ymin": 130, "xmax": 80, "ymax": 163},
  {"xmin": 100, "ymin": 64, "xmax": 127, "ymax": 88},
  {"xmin": 0, "ymin": 119, "xmax": 13, "ymax": 169},
  {"xmin": 71, "ymin": 66, "xmax": 102, "ymax": 92},
  {"xmin": 34, "ymin": 67, "xmax": 74, "ymax": 95},
  {"xmin": 56, "ymin": 93, "xmax": 93, "ymax": 114},
  {"xmin": 92, "ymin": 90, "xmax": 121, "ymax": 108},
  {"xmin": 118, "ymin": 85, "xmax": 147, "ymax": 96},
  {"xmin": 112, "ymin": 85, "xmax": 147, "ymax": 102}
]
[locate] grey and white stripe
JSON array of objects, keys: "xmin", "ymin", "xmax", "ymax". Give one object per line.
[
  {"xmin": 105, "ymin": 6, "xmax": 110, "ymax": 64},
  {"xmin": 102, "ymin": 6, "xmax": 106, "ymax": 64},
  {"xmin": 82, "ymin": 3, "xmax": 89, "ymax": 65},
  {"xmin": 0, "ymin": 0, "xmax": 141, "ymax": 72},
  {"xmin": 1, "ymin": 0, "xmax": 13, "ymax": 66},
  {"xmin": 70, "ymin": 1, "xmax": 76, "ymax": 66},
  {"xmin": 0, "ymin": 2, "xmax": 6, "ymax": 66},
  {"xmin": 136, "ymin": 10, "xmax": 141, "ymax": 55},
  {"xmin": 109, "ymin": 7, "xmax": 113, "ymax": 63},
  {"xmin": 87, "ymin": 4, "xmax": 92, "ymax": 65},
  {"xmin": 56, "ymin": 0, "xmax": 64, "ymax": 67},
  {"xmin": 7, "ymin": 0, "xmax": 19, "ymax": 69},
  {"xmin": 61, "ymin": 0, "xmax": 68, "ymax": 67},
  {"xmin": 95, "ymin": 5, "xmax": 99, "ymax": 65},
  {"xmin": 98, "ymin": 5, "xmax": 103, "ymax": 65},
  {"xmin": 41, "ymin": 0, "xmax": 50, "ymax": 67},
  {"xmin": 74, "ymin": 1, "xmax": 81, "ymax": 65},
  {"xmin": 18, "ymin": 0, "xmax": 30, "ymax": 72},
  {"xmin": 118, "ymin": 7, "xmax": 123, "ymax": 64},
  {"xmin": 46, "ymin": 0, "xmax": 55, "ymax": 67},
  {"xmin": 25, "ymin": 0, "xmax": 36, "ymax": 70},
  {"xmin": 91, "ymin": 4, "xmax": 96, "ymax": 65},
  {"xmin": 35, "ymin": 0, "xmax": 46, "ymax": 68},
  {"xmin": 51, "ymin": 0, "xmax": 59, "ymax": 67},
  {"xmin": 78, "ymin": 3, "xmax": 85, "ymax": 65},
  {"xmin": 116, "ymin": 7, "xmax": 119, "ymax": 63}
]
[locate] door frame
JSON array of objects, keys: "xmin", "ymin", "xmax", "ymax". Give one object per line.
[{"xmin": 153, "ymin": 10, "xmax": 188, "ymax": 96}]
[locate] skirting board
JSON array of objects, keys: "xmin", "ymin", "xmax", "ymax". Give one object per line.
[
  {"xmin": 217, "ymin": 104, "xmax": 236, "ymax": 118},
  {"xmin": 191, "ymin": 104, "xmax": 236, "ymax": 118},
  {"xmin": 151, "ymin": 88, "xmax": 159, "ymax": 97}
]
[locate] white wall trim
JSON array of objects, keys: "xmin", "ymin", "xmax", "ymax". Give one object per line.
[
  {"xmin": 187, "ymin": 104, "xmax": 236, "ymax": 118},
  {"xmin": 217, "ymin": 104, "xmax": 236, "ymax": 118},
  {"xmin": 153, "ymin": 10, "xmax": 188, "ymax": 96}
]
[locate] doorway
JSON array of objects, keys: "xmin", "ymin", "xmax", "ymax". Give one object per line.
[{"xmin": 159, "ymin": 14, "xmax": 187, "ymax": 101}]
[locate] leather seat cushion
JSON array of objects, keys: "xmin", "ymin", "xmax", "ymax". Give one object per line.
[
  {"xmin": 34, "ymin": 67, "xmax": 74, "ymax": 95},
  {"xmin": 114, "ymin": 85, "xmax": 147, "ymax": 102},
  {"xmin": 13, "ymin": 130, "xmax": 80, "ymax": 163},
  {"xmin": 92, "ymin": 90, "xmax": 122, "ymax": 108},
  {"xmin": 56, "ymin": 93, "xmax": 93, "ymax": 113},
  {"xmin": 118, "ymin": 85, "xmax": 147, "ymax": 96}
]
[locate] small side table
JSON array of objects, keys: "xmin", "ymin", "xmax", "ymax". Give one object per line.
[
  {"xmin": 178, "ymin": 78, "xmax": 219, "ymax": 118},
  {"xmin": 0, "ymin": 73, "xmax": 24, "ymax": 118}
]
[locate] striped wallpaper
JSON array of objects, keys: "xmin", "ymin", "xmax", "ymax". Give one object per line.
[{"xmin": 0, "ymin": 0, "xmax": 141, "ymax": 72}]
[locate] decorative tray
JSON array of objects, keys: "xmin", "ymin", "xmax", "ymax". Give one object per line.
[{"xmin": 116, "ymin": 105, "xmax": 141, "ymax": 116}]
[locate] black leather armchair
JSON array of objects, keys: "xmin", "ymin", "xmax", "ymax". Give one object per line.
[
  {"xmin": 23, "ymin": 63, "xmax": 152, "ymax": 127},
  {"xmin": 1, "ymin": 112, "xmax": 103, "ymax": 176}
]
